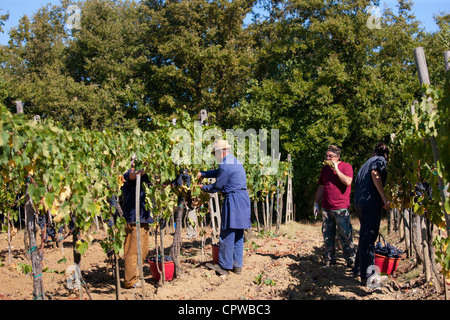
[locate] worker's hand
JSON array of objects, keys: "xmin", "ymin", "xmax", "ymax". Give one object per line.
[
  {"xmin": 332, "ymin": 161, "xmax": 339, "ymax": 172},
  {"xmin": 313, "ymin": 203, "xmax": 319, "ymax": 219},
  {"xmin": 197, "ymin": 172, "xmax": 203, "ymax": 180}
]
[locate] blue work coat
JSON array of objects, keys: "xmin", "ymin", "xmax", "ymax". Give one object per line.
[{"xmin": 201, "ymin": 154, "xmax": 251, "ymax": 230}]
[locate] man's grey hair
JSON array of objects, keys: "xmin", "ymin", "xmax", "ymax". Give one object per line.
[{"xmin": 327, "ymin": 145, "xmax": 341, "ymax": 157}]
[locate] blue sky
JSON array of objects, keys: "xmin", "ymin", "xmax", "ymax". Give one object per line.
[{"xmin": 0, "ymin": 0, "xmax": 449, "ymax": 46}]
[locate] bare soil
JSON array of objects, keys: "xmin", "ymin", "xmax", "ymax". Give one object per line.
[{"xmin": 0, "ymin": 217, "xmax": 446, "ymax": 301}]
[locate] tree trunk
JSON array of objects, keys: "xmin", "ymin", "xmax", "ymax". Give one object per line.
[
  {"xmin": 72, "ymin": 229, "xmax": 83, "ymax": 300},
  {"xmin": 403, "ymin": 208, "xmax": 411, "ymax": 258},
  {"xmin": 159, "ymin": 224, "xmax": 166, "ymax": 283},
  {"xmin": 171, "ymin": 198, "xmax": 184, "ymax": 278},
  {"xmin": 276, "ymin": 180, "xmax": 282, "ymax": 232},
  {"xmin": 72, "ymin": 227, "xmax": 92, "ymax": 300},
  {"xmin": 135, "ymin": 174, "xmax": 145, "ymax": 296},
  {"xmin": 254, "ymin": 200, "xmax": 260, "ymax": 232},
  {"xmin": 388, "ymin": 209, "xmax": 393, "ymax": 234},
  {"xmin": 24, "ymin": 187, "xmax": 45, "ymax": 300},
  {"xmin": 23, "ymin": 210, "xmax": 30, "ymax": 260},
  {"xmin": 411, "ymin": 211, "xmax": 423, "ymax": 264},
  {"xmin": 409, "ymin": 208, "xmax": 414, "ymax": 257},
  {"xmin": 269, "ymin": 194, "xmax": 274, "ymax": 232},
  {"xmin": 7, "ymin": 211, "xmax": 11, "ymax": 264},
  {"xmin": 414, "ymin": 46, "xmax": 449, "ymax": 236},
  {"xmin": 426, "ymin": 220, "xmax": 443, "ymax": 292},
  {"xmin": 262, "ymin": 199, "xmax": 266, "ymax": 231},
  {"xmin": 279, "ymin": 190, "xmax": 284, "ymax": 225},
  {"xmin": 398, "ymin": 208, "xmax": 404, "ymax": 240},
  {"xmin": 109, "ymin": 199, "xmax": 121, "ymax": 300},
  {"xmin": 420, "ymin": 215, "xmax": 432, "ymax": 283},
  {"xmin": 114, "ymin": 252, "xmax": 121, "ymax": 300}
]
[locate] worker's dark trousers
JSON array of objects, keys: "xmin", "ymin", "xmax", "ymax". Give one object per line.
[
  {"xmin": 219, "ymin": 228, "xmax": 244, "ymax": 270},
  {"xmin": 353, "ymin": 198, "xmax": 382, "ymax": 282}
]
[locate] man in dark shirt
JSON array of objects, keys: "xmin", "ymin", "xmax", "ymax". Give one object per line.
[
  {"xmin": 353, "ymin": 142, "xmax": 390, "ymax": 286},
  {"xmin": 121, "ymin": 158, "xmax": 153, "ymax": 288}
]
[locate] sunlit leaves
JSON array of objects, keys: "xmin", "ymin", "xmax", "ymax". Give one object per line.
[
  {"xmin": 387, "ymin": 78, "xmax": 450, "ymax": 280},
  {"xmin": 0, "ymin": 100, "xmax": 292, "ymax": 262}
]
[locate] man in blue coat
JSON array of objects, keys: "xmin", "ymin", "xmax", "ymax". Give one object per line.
[{"xmin": 198, "ymin": 140, "xmax": 251, "ymax": 275}]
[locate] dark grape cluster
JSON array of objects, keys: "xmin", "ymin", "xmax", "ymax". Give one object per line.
[
  {"xmin": 375, "ymin": 241, "xmax": 403, "ymax": 258},
  {"xmin": 106, "ymin": 195, "xmax": 119, "ymax": 228},
  {"xmin": 107, "ymin": 248, "xmax": 114, "ymax": 258},
  {"xmin": 172, "ymin": 168, "xmax": 191, "ymax": 187},
  {"xmin": 37, "ymin": 214, "xmax": 47, "ymax": 229},
  {"xmin": 423, "ymin": 181, "xmax": 432, "ymax": 199},
  {"xmin": 107, "ymin": 218, "xmax": 114, "ymax": 228},
  {"xmin": 46, "ymin": 225, "xmax": 56, "ymax": 239},
  {"xmin": 110, "ymin": 194, "xmax": 117, "ymax": 208},
  {"xmin": 37, "ymin": 214, "xmax": 59, "ymax": 242},
  {"xmin": 69, "ymin": 216, "xmax": 75, "ymax": 231},
  {"xmin": 412, "ymin": 181, "xmax": 433, "ymax": 203}
]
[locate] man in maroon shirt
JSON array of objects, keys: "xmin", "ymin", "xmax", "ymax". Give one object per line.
[{"xmin": 314, "ymin": 145, "xmax": 356, "ymax": 268}]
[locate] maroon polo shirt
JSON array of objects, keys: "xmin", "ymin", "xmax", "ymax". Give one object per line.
[{"xmin": 318, "ymin": 161, "xmax": 353, "ymax": 210}]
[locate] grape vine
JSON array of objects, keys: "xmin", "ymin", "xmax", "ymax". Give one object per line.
[
  {"xmin": 0, "ymin": 104, "xmax": 291, "ymax": 296},
  {"xmin": 387, "ymin": 80, "xmax": 450, "ymax": 283}
]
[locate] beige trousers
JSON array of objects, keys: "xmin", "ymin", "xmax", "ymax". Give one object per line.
[{"xmin": 123, "ymin": 223, "xmax": 150, "ymax": 288}]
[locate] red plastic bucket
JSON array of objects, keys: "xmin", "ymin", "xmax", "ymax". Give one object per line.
[
  {"xmin": 374, "ymin": 254, "xmax": 401, "ymax": 275},
  {"xmin": 212, "ymin": 244, "xmax": 219, "ymax": 264},
  {"xmin": 149, "ymin": 257, "xmax": 174, "ymax": 281}
]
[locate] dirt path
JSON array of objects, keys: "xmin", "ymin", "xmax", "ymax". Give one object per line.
[{"xmin": 0, "ymin": 218, "xmax": 445, "ymax": 301}]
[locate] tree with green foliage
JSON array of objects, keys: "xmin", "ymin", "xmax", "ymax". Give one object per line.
[
  {"xmin": 0, "ymin": 9, "xmax": 10, "ymax": 104},
  {"xmin": 228, "ymin": 0, "xmax": 428, "ymax": 217},
  {"xmin": 0, "ymin": 0, "xmax": 448, "ymax": 219},
  {"xmin": 1, "ymin": 1, "xmax": 145, "ymax": 130},
  {"xmin": 141, "ymin": 0, "xmax": 256, "ymax": 122},
  {"xmin": 421, "ymin": 13, "xmax": 450, "ymax": 88}
]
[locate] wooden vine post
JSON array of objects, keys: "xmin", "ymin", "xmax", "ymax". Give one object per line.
[
  {"xmin": 413, "ymin": 46, "xmax": 436, "ymax": 287},
  {"xmin": 209, "ymin": 177, "xmax": 221, "ymax": 245},
  {"xmin": 414, "ymin": 47, "xmax": 450, "ymax": 236},
  {"xmin": 285, "ymin": 154, "xmax": 293, "ymax": 223},
  {"xmin": 275, "ymin": 152, "xmax": 282, "ymax": 232},
  {"xmin": 135, "ymin": 173, "xmax": 146, "ymax": 296},
  {"xmin": 442, "ymin": 49, "xmax": 450, "ymax": 299},
  {"xmin": 443, "ymin": 50, "xmax": 450, "ymax": 231},
  {"xmin": 413, "ymin": 46, "xmax": 449, "ymax": 294}
]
